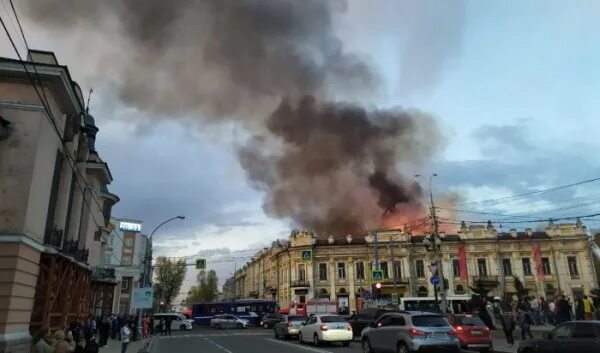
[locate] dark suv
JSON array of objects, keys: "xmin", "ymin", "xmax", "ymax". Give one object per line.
[
  {"xmin": 518, "ymin": 321, "xmax": 600, "ymax": 353},
  {"xmin": 260, "ymin": 313, "xmax": 283, "ymax": 329},
  {"xmin": 348, "ymin": 308, "xmax": 396, "ymax": 338}
]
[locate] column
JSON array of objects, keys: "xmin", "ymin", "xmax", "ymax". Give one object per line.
[
  {"xmin": 329, "ymin": 260, "xmax": 336, "ymax": 301},
  {"xmin": 0, "ymin": 239, "xmax": 41, "ymax": 353},
  {"xmin": 307, "ymin": 259, "xmax": 314, "ymax": 300},
  {"xmin": 348, "ymin": 258, "xmax": 355, "ymax": 312}
]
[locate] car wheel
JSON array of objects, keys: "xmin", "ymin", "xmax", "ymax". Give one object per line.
[
  {"xmin": 299, "ymin": 333, "xmax": 304, "ymax": 344},
  {"xmin": 342, "ymin": 341, "xmax": 350, "ymax": 347},
  {"xmin": 397, "ymin": 342, "xmax": 408, "ymax": 353},
  {"xmin": 263, "ymin": 322, "xmax": 269, "ymax": 329},
  {"xmin": 236, "ymin": 323, "xmax": 243, "ymax": 329},
  {"xmin": 179, "ymin": 324, "xmax": 186, "ymax": 331},
  {"xmin": 362, "ymin": 338, "xmax": 373, "ymax": 353},
  {"xmin": 313, "ymin": 334, "xmax": 321, "ymax": 347}
]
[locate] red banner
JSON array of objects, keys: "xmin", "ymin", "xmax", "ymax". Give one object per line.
[
  {"xmin": 458, "ymin": 243, "xmax": 468, "ymax": 281},
  {"xmin": 532, "ymin": 243, "xmax": 544, "ymax": 280}
]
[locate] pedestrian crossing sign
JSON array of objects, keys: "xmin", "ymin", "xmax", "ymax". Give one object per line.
[
  {"xmin": 391, "ymin": 293, "xmax": 399, "ymax": 305},
  {"xmin": 301, "ymin": 250, "xmax": 313, "ymax": 262},
  {"xmin": 371, "ymin": 270, "xmax": 384, "ymax": 281},
  {"xmin": 195, "ymin": 258, "xmax": 206, "ymax": 269}
]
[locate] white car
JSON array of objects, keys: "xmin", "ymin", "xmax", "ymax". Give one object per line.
[
  {"xmin": 298, "ymin": 315, "xmax": 352, "ymax": 346},
  {"xmin": 209, "ymin": 314, "xmax": 249, "ymax": 329},
  {"xmin": 153, "ymin": 313, "xmax": 193, "ymax": 331}
]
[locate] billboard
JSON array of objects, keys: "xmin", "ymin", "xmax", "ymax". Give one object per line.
[
  {"xmin": 120, "ymin": 221, "xmax": 142, "ymax": 232},
  {"xmin": 131, "ymin": 287, "xmax": 153, "ymax": 309}
]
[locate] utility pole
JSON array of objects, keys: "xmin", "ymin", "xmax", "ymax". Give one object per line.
[
  {"xmin": 388, "ymin": 238, "xmax": 397, "ymax": 308},
  {"xmin": 372, "ymin": 231, "xmax": 380, "ymax": 300},
  {"xmin": 429, "ymin": 182, "xmax": 448, "ymax": 313}
]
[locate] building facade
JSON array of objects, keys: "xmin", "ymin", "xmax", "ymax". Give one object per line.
[
  {"xmin": 0, "ymin": 50, "xmax": 118, "ymax": 353},
  {"xmin": 235, "ymin": 221, "xmax": 598, "ymax": 313},
  {"xmin": 99, "ymin": 217, "xmax": 148, "ymax": 315}
]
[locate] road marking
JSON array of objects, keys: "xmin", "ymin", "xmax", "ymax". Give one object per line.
[
  {"xmin": 202, "ymin": 336, "xmax": 234, "ymax": 353},
  {"xmin": 263, "ymin": 338, "xmax": 334, "ymax": 353}
]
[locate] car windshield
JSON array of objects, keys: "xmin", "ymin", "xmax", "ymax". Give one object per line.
[
  {"xmin": 412, "ymin": 315, "xmax": 450, "ymax": 327},
  {"xmin": 321, "ymin": 316, "xmax": 346, "ymax": 323},
  {"xmin": 455, "ymin": 316, "xmax": 485, "ymax": 326},
  {"xmin": 288, "ymin": 316, "xmax": 306, "ymax": 322}
]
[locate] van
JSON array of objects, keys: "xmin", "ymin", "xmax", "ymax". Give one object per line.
[{"xmin": 154, "ymin": 313, "xmax": 193, "ymax": 331}]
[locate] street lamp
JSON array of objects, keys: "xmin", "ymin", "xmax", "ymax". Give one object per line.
[{"xmin": 415, "ymin": 173, "xmax": 448, "ymax": 312}]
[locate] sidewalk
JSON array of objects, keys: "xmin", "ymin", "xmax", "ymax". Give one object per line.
[
  {"xmin": 99, "ymin": 337, "xmax": 152, "ymax": 353},
  {"xmin": 491, "ymin": 325, "xmax": 552, "ymax": 353}
]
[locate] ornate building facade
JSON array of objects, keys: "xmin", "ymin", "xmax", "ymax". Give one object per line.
[{"xmin": 235, "ymin": 221, "xmax": 598, "ymax": 312}]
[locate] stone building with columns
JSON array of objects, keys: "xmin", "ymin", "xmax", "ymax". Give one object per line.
[{"xmin": 234, "ymin": 221, "xmax": 598, "ymax": 312}]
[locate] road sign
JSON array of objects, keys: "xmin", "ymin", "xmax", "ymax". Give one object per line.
[
  {"xmin": 301, "ymin": 249, "xmax": 312, "ymax": 262},
  {"xmin": 131, "ymin": 287, "xmax": 153, "ymax": 309},
  {"xmin": 391, "ymin": 293, "xmax": 399, "ymax": 305},
  {"xmin": 371, "ymin": 269, "xmax": 384, "ymax": 281},
  {"xmin": 428, "ymin": 265, "xmax": 437, "ymax": 275},
  {"xmin": 430, "ymin": 275, "xmax": 440, "ymax": 286},
  {"xmin": 195, "ymin": 258, "xmax": 206, "ymax": 269}
]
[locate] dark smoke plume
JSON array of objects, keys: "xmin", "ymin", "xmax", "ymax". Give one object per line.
[{"xmin": 21, "ymin": 0, "xmax": 443, "ymax": 235}]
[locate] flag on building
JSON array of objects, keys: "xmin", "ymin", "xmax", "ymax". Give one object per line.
[
  {"xmin": 458, "ymin": 243, "xmax": 469, "ymax": 281},
  {"xmin": 532, "ymin": 243, "xmax": 544, "ymax": 280}
]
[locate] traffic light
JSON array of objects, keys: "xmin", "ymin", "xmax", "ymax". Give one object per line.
[
  {"xmin": 195, "ymin": 258, "xmax": 206, "ymax": 269},
  {"xmin": 372, "ymin": 282, "xmax": 382, "ymax": 299}
]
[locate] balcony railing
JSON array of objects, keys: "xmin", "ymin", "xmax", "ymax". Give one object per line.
[
  {"xmin": 44, "ymin": 226, "xmax": 64, "ymax": 249},
  {"xmin": 290, "ymin": 280, "xmax": 310, "ymax": 288},
  {"xmin": 473, "ymin": 275, "xmax": 499, "ymax": 283},
  {"xmin": 382, "ymin": 278, "xmax": 410, "ymax": 285},
  {"xmin": 264, "ymin": 286, "xmax": 277, "ymax": 293},
  {"xmin": 62, "ymin": 239, "xmax": 89, "ymax": 263}
]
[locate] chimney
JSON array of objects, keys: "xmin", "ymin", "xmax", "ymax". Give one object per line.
[
  {"xmin": 525, "ymin": 228, "xmax": 533, "ymax": 237},
  {"xmin": 346, "ymin": 234, "xmax": 353, "ymax": 244},
  {"xmin": 327, "ymin": 235, "xmax": 334, "ymax": 245},
  {"xmin": 510, "ymin": 228, "xmax": 518, "ymax": 238}
]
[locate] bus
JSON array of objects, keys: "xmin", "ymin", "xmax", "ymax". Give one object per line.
[
  {"xmin": 191, "ymin": 299, "xmax": 277, "ymax": 326},
  {"xmin": 399, "ymin": 295, "xmax": 472, "ymax": 313}
]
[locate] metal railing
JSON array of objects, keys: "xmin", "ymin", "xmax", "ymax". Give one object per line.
[
  {"xmin": 473, "ymin": 275, "xmax": 499, "ymax": 283},
  {"xmin": 44, "ymin": 226, "xmax": 63, "ymax": 248},
  {"xmin": 290, "ymin": 279, "xmax": 310, "ymax": 288}
]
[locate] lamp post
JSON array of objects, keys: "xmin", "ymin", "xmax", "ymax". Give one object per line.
[
  {"xmin": 138, "ymin": 215, "xmax": 184, "ymax": 334},
  {"xmin": 415, "ymin": 173, "xmax": 448, "ymax": 312}
]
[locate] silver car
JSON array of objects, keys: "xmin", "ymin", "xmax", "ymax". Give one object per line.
[
  {"xmin": 209, "ymin": 314, "xmax": 249, "ymax": 329},
  {"xmin": 273, "ymin": 315, "xmax": 307, "ymax": 339},
  {"xmin": 361, "ymin": 311, "xmax": 460, "ymax": 353}
]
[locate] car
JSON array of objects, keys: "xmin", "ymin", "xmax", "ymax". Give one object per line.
[
  {"xmin": 273, "ymin": 315, "xmax": 307, "ymax": 339},
  {"xmin": 446, "ymin": 314, "xmax": 492, "ymax": 352},
  {"xmin": 209, "ymin": 314, "xmax": 249, "ymax": 329},
  {"xmin": 361, "ymin": 311, "xmax": 460, "ymax": 353},
  {"xmin": 260, "ymin": 313, "xmax": 283, "ymax": 329},
  {"xmin": 298, "ymin": 314, "xmax": 353, "ymax": 346},
  {"xmin": 347, "ymin": 308, "xmax": 397, "ymax": 338},
  {"xmin": 153, "ymin": 313, "xmax": 193, "ymax": 331},
  {"xmin": 517, "ymin": 321, "xmax": 600, "ymax": 353}
]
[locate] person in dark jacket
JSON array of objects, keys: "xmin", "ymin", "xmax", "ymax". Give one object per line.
[
  {"xmin": 575, "ymin": 298, "xmax": 585, "ymax": 320},
  {"xmin": 556, "ymin": 295, "xmax": 571, "ymax": 324},
  {"xmin": 500, "ymin": 310, "xmax": 516, "ymax": 347},
  {"xmin": 518, "ymin": 308, "xmax": 534, "ymax": 340}
]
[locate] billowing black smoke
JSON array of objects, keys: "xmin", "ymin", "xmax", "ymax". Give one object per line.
[{"xmin": 21, "ymin": 0, "xmax": 446, "ymax": 235}]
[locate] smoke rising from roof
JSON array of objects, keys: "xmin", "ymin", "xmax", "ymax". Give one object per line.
[{"xmin": 21, "ymin": 0, "xmax": 448, "ymax": 235}]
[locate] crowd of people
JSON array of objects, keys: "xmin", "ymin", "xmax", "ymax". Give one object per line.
[
  {"xmin": 30, "ymin": 313, "xmax": 162, "ymax": 353},
  {"xmin": 489, "ymin": 294, "xmax": 600, "ymax": 347}
]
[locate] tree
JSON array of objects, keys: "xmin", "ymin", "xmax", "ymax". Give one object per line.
[
  {"xmin": 154, "ymin": 256, "xmax": 187, "ymax": 310},
  {"xmin": 186, "ymin": 269, "xmax": 219, "ymax": 304}
]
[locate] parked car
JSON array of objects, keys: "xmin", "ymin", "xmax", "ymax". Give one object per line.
[
  {"xmin": 273, "ymin": 315, "xmax": 307, "ymax": 339},
  {"xmin": 361, "ymin": 311, "xmax": 460, "ymax": 353},
  {"xmin": 260, "ymin": 313, "xmax": 283, "ymax": 329},
  {"xmin": 517, "ymin": 321, "xmax": 600, "ymax": 353},
  {"xmin": 347, "ymin": 308, "xmax": 396, "ymax": 338},
  {"xmin": 447, "ymin": 314, "xmax": 492, "ymax": 352},
  {"xmin": 153, "ymin": 313, "xmax": 193, "ymax": 331},
  {"xmin": 298, "ymin": 315, "xmax": 352, "ymax": 346},
  {"xmin": 209, "ymin": 314, "xmax": 249, "ymax": 329}
]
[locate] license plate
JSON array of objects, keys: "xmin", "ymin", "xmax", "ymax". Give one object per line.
[
  {"xmin": 332, "ymin": 325, "xmax": 345, "ymax": 330},
  {"xmin": 431, "ymin": 332, "xmax": 447, "ymax": 338},
  {"xmin": 471, "ymin": 331, "xmax": 482, "ymax": 335}
]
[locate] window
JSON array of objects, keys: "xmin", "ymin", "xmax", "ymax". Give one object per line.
[
  {"xmin": 118, "ymin": 304, "xmax": 125, "ymax": 314},
  {"xmin": 389, "ymin": 316, "xmax": 406, "ymax": 326},
  {"xmin": 522, "ymin": 258, "xmax": 532, "ymax": 276},
  {"xmin": 318, "ymin": 263, "xmax": 327, "ymax": 281},
  {"xmin": 416, "ymin": 260, "xmax": 425, "ymax": 278},
  {"xmin": 452, "ymin": 259, "xmax": 460, "ymax": 278},
  {"xmin": 337, "ymin": 262, "xmax": 346, "ymax": 280},
  {"xmin": 121, "ymin": 255, "xmax": 132, "ymax": 266},
  {"xmin": 393, "ymin": 262, "xmax": 401, "ymax": 279},
  {"xmin": 356, "ymin": 261, "xmax": 365, "ymax": 280},
  {"xmin": 298, "ymin": 264, "xmax": 306, "ymax": 281},
  {"xmin": 567, "ymin": 256, "xmax": 579, "ymax": 278},
  {"xmin": 542, "ymin": 257, "xmax": 551, "ymax": 275},
  {"xmin": 380, "ymin": 262, "xmax": 389, "ymax": 279},
  {"xmin": 477, "ymin": 258, "xmax": 487, "ymax": 276},
  {"xmin": 120, "ymin": 278, "xmax": 130, "ymax": 294},
  {"xmin": 502, "ymin": 258, "xmax": 512, "ymax": 276},
  {"xmin": 412, "ymin": 315, "xmax": 449, "ymax": 327}
]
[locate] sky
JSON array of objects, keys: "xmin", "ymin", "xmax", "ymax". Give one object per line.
[{"xmin": 2, "ymin": 0, "xmax": 600, "ymax": 298}]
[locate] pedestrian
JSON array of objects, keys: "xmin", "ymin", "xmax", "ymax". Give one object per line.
[
  {"xmin": 165, "ymin": 316, "xmax": 172, "ymax": 336},
  {"xmin": 142, "ymin": 316, "xmax": 150, "ymax": 338},
  {"xmin": 101, "ymin": 317, "xmax": 110, "ymax": 346},
  {"xmin": 83, "ymin": 336, "xmax": 99, "ymax": 353},
  {"xmin": 540, "ymin": 297, "xmax": 549, "ymax": 325},
  {"xmin": 556, "ymin": 295, "xmax": 571, "ymax": 324},
  {"xmin": 547, "ymin": 298, "xmax": 556, "ymax": 325},
  {"xmin": 518, "ymin": 308, "xmax": 534, "ymax": 340},
  {"xmin": 83, "ymin": 319, "xmax": 93, "ymax": 344},
  {"xmin": 159, "ymin": 319, "xmax": 165, "ymax": 336},
  {"xmin": 53, "ymin": 330, "xmax": 75, "ymax": 353},
  {"xmin": 111, "ymin": 315, "xmax": 118, "ymax": 340},
  {"xmin": 73, "ymin": 338, "xmax": 86, "ymax": 353},
  {"xmin": 32, "ymin": 327, "xmax": 53, "ymax": 353},
  {"xmin": 575, "ymin": 298, "xmax": 584, "ymax": 320},
  {"xmin": 120, "ymin": 323, "xmax": 131, "ymax": 353},
  {"xmin": 583, "ymin": 295, "xmax": 594, "ymax": 320},
  {"xmin": 499, "ymin": 310, "xmax": 516, "ymax": 347}
]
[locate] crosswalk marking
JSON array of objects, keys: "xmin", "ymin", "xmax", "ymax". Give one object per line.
[{"xmin": 157, "ymin": 331, "xmax": 272, "ymax": 339}]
